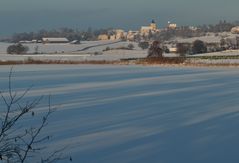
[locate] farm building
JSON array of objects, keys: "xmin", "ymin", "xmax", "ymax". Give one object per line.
[
  {"xmin": 98, "ymin": 34, "xmax": 109, "ymax": 41},
  {"xmin": 140, "ymin": 20, "xmax": 159, "ymax": 35},
  {"xmin": 168, "ymin": 23, "xmax": 177, "ymax": 30},
  {"xmin": 231, "ymin": 26, "xmax": 239, "ymax": 34},
  {"xmin": 42, "ymin": 38, "xmax": 69, "ymax": 43}
]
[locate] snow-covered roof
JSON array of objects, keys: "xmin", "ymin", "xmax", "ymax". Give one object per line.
[
  {"xmin": 42, "ymin": 38, "xmax": 69, "ymax": 42},
  {"xmin": 141, "ymin": 26, "xmax": 152, "ymax": 30}
]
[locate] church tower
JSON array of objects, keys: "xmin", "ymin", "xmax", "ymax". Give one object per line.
[{"xmin": 150, "ymin": 19, "xmax": 157, "ymax": 30}]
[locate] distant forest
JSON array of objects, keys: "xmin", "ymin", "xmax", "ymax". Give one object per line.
[
  {"xmin": 2, "ymin": 20, "xmax": 239, "ymax": 43},
  {"xmin": 2, "ymin": 28, "xmax": 113, "ymax": 43},
  {"xmin": 154, "ymin": 20, "xmax": 239, "ymax": 41}
]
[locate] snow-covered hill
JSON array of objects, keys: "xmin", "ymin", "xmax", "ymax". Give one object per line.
[{"xmin": 0, "ymin": 65, "xmax": 239, "ymax": 163}]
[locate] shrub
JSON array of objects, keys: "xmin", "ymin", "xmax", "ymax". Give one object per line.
[
  {"xmin": 192, "ymin": 40, "xmax": 207, "ymax": 54},
  {"xmin": 104, "ymin": 46, "xmax": 111, "ymax": 51},
  {"xmin": 138, "ymin": 41, "xmax": 149, "ymax": 50},
  {"xmin": 34, "ymin": 45, "xmax": 39, "ymax": 54},
  {"xmin": 94, "ymin": 51, "xmax": 102, "ymax": 55},
  {"xmin": 7, "ymin": 43, "xmax": 29, "ymax": 54},
  {"xmin": 128, "ymin": 43, "xmax": 134, "ymax": 50},
  {"xmin": 164, "ymin": 48, "xmax": 170, "ymax": 53},
  {"xmin": 163, "ymin": 46, "xmax": 170, "ymax": 53}
]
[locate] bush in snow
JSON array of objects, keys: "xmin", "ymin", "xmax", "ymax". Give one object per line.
[
  {"xmin": 127, "ymin": 43, "xmax": 134, "ymax": 50},
  {"xmin": 7, "ymin": 43, "xmax": 29, "ymax": 54},
  {"xmin": 138, "ymin": 41, "xmax": 149, "ymax": 50}
]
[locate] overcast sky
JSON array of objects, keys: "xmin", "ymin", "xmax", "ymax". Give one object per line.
[{"xmin": 0, "ymin": 0, "xmax": 239, "ymax": 36}]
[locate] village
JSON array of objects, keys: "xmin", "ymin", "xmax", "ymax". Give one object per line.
[
  {"xmin": 3, "ymin": 19, "xmax": 239, "ymax": 57},
  {"xmin": 98, "ymin": 20, "xmax": 178, "ymax": 41},
  {"xmin": 97, "ymin": 20, "xmax": 239, "ymax": 54},
  {"xmin": 1, "ymin": 19, "xmax": 239, "ymax": 68}
]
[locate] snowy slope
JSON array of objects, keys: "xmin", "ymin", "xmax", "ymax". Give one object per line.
[
  {"xmin": 0, "ymin": 41, "xmax": 140, "ymax": 54},
  {"xmin": 0, "ymin": 41, "xmax": 146, "ymax": 61},
  {"xmin": 177, "ymin": 32, "xmax": 239, "ymax": 43},
  {"xmin": 0, "ymin": 65, "xmax": 239, "ymax": 163}
]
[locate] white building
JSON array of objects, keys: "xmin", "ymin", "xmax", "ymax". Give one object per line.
[
  {"xmin": 98, "ymin": 34, "xmax": 109, "ymax": 40},
  {"xmin": 127, "ymin": 31, "xmax": 139, "ymax": 41},
  {"xmin": 140, "ymin": 20, "xmax": 159, "ymax": 35},
  {"xmin": 115, "ymin": 29, "xmax": 125, "ymax": 40},
  {"xmin": 42, "ymin": 38, "xmax": 69, "ymax": 43},
  {"xmin": 110, "ymin": 35, "xmax": 116, "ymax": 40},
  {"xmin": 189, "ymin": 26, "xmax": 198, "ymax": 31},
  {"xmin": 168, "ymin": 24, "xmax": 177, "ymax": 30},
  {"xmin": 231, "ymin": 26, "xmax": 239, "ymax": 34}
]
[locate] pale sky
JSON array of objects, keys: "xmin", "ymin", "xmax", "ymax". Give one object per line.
[{"xmin": 0, "ymin": 0, "xmax": 239, "ymax": 35}]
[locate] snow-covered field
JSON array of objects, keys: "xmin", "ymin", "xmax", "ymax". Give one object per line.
[
  {"xmin": 0, "ymin": 41, "xmax": 141, "ymax": 54},
  {"xmin": 0, "ymin": 41, "xmax": 148, "ymax": 61},
  {"xmin": 192, "ymin": 50, "xmax": 239, "ymax": 57},
  {"xmin": 0, "ymin": 41, "xmax": 178, "ymax": 61},
  {"xmin": 1, "ymin": 40, "xmax": 239, "ymax": 63},
  {"xmin": 0, "ymin": 50, "xmax": 148, "ymax": 61},
  {"xmin": 1, "ymin": 65, "xmax": 239, "ymax": 162},
  {"xmin": 177, "ymin": 32, "xmax": 239, "ymax": 43}
]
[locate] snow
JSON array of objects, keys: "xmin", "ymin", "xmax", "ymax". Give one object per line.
[
  {"xmin": 177, "ymin": 32, "xmax": 239, "ymax": 43},
  {"xmin": 0, "ymin": 52, "xmax": 147, "ymax": 62},
  {"xmin": 192, "ymin": 50, "xmax": 239, "ymax": 57},
  {"xmin": 0, "ymin": 41, "xmax": 141, "ymax": 54},
  {"xmin": 1, "ymin": 39, "xmax": 239, "ymax": 63},
  {"xmin": 0, "ymin": 41, "xmax": 146, "ymax": 61},
  {"xmin": 1, "ymin": 65, "xmax": 239, "ymax": 162},
  {"xmin": 177, "ymin": 35, "xmax": 221, "ymax": 43},
  {"xmin": 188, "ymin": 50, "xmax": 239, "ymax": 64}
]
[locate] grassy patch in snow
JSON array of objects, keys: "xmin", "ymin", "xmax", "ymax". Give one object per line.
[{"xmin": 187, "ymin": 55, "xmax": 239, "ymax": 60}]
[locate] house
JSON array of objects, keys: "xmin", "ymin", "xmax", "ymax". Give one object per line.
[
  {"xmin": 141, "ymin": 26, "xmax": 153, "ymax": 34},
  {"xmin": 169, "ymin": 47, "xmax": 177, "ymax": 53},
  {"xmin": 140, "ymin": 20, "xmax": 159, "ymax": 35},
  {"xmin": 42, "ymin": 38, "xmax": 69, "ymax": 43},
  {"xmin": 168, "ymin": 23, "xmax": 177, "ymax": 30},
  {"xmin": 114, "ymin": 29, "xmax": 125, "ymax": 40},
  {"xmin": 110, "ymin": 35, "xmax": 116, "ymax": 40},
  {"xmin": 189, "ymin": 26, "xmax": 198, "ymax": 31},
  {"xmin": 127, "ymin": 31, "xmax": 139, "ymax": 41},
  {"xmin": 106, "ymin": 29, "xmax": 126, "ymax": 40},
  {"xmin": 231, "ymin": 26, "xmax": 239, "ymax": 34},
  {"xmin": 98, "ymin": 34, "xmax": 109, "ymax": 40}
]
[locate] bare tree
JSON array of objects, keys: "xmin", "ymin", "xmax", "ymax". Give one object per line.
[
  {"xmin": 0, "ymin": 67, "xmax": 71, "ymax": 163},
  {"xmin": 147, "ymin": 41, "xmax": 163, "ymax": 58},
  {"xmin": 34, "ymin": 45, "xmax": 39, "ymax": 54},
  {"xmin": 176, "ymin": 43, "xmax": 190, "ymax": 56}
]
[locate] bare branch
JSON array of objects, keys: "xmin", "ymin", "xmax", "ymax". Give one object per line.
[{"xmin": 0, "ymin": 68, "xmax": 69, "ymax": 163}]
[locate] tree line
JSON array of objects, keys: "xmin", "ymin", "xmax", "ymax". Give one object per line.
[
  {"xmin": 146, "ymin": 20, "xmax": 239, "ymax": 42},
  {"xmin": 8, "ymin": 28, "xmax": 113, "ymax": 43},
  {"xmin": 197, "ymin": 20, "xmax": 239, "ymax": 33}
]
